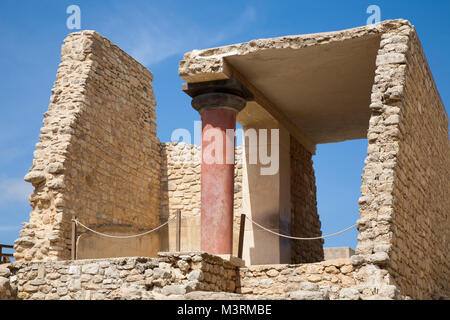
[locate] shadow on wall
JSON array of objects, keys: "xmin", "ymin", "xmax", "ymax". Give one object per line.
[{"xmin": 77, "ymin": 226, "xmax": 160, "ymax": 259}]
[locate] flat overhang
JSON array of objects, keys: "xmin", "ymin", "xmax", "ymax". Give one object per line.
[{"xmin": 179, "ymin": 20, "xmax": 410, "ymax": 148}]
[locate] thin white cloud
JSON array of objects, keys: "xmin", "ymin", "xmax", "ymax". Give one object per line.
[
  {"xmin": 0, "ymin": 177, "xmax": 32, "ymax": 205},
  {"xmin": 99, "ymin": 4, "xmax": 257, "ymax": 66}
]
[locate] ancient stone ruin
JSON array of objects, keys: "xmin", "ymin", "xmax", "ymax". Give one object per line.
[{"xmin": 0, "ymin": 19, "xmax": 448, "ymax": 300}]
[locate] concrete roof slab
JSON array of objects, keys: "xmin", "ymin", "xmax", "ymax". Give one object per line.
[{"xmin": 179, "ymin": 19, "xmax": 413, "ymax": 145}]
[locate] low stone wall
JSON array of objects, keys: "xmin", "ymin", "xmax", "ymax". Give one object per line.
[
  {"xmin": 238, "ymin": 259, "xmax": 355, "ymax": 299},
  {"xmin": 1, "ymin": 252, "xmax": 239, "ymax": 300},
  {"xmin": 1, "ymin": 253, "xmax": 410, "ymax": 300},
  {"xmin": 0, "ymin": 266, "xmax": 15, "ymax": 299}
]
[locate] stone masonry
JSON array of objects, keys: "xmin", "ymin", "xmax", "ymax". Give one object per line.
[
  {"xmin": 15, "ymin": 31, "xmax": 161, "ymax": 262},
  {"xmin": 1, "ymin": 252, "xmax": 239, "ymax": 300},
  {"xmin": 352, "ymin": 21, "xmax": 450, "ymax": 300},
  {"xmin": 1, "ymin": 252, "xmax": 408, "ymax": 300},
  {"xmin": 290, "ymin": 135, "xmax": 323, "ymax": 263},
  {"xmin": 239, "ymin": 259, "xmax": 355, "ymax": 299},
  {"xmin": 0, "ymin": 253, "xmax": 389, "ymax": 300},
  {"xmin": 388, "ymin": 30, "xmax": 449, "ymax": 299}
]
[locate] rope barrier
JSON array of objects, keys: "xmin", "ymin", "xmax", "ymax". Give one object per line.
[
  {"xmin": 72, "ymin": 215, "xmax": 176, "ymax": 239},
  {"xmin": 72, "ymin": 214, "xmax": 355, "ymax": 241},
  {"xmin": 245, "ymin": 215, "xmax": 356, "ymax": 240}
]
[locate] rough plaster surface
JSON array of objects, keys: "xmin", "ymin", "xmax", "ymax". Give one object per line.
[
  {"xmin": 179, "ymin": 20, "xmax": 413, "ymax": 144},
  {"xmin": 350, "ymin": 23, "xmax": 449, "ymax": 300}
]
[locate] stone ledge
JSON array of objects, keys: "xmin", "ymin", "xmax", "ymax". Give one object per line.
[
  {"xmin": 4, "ymin": 252, "xmax": 240, "ymax": 300},
  {"xmin": 216, "ymin": 255, "xmax": 246, "ymax": 267},
  {"xmin": 0, "ymin": 254, "xmax": 413, "ymax": 300},
  {"xmin": 179, "ymin": 19, "xmax": 412, "ymax": 82}
]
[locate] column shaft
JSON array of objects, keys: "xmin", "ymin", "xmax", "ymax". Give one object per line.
[
  {"xmin": 182, "ymin": 79, "xmax": 252, "ymax": 256},
  {"xmin": 200, "ymin": 108, "xmax": 236, "ymax": 254}
]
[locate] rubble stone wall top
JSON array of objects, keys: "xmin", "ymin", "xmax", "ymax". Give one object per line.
[{"xmin": 2, "ymin": 252, "xmax": 239, "ymax": 300}]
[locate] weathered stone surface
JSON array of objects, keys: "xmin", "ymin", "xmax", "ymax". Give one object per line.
[
  {"xmin": 3, "ymin": 253, "xmax": 245, "ymax": 300},
  {"xmin": 375, "ymin": 53, "xmax": 406, "ymax": 66},
  {"xmin": 0, "ymin": 277, "xmax": 13, "ymax": 299},
  {"xmin": 290, "ymin": 137, "xmax": 324, "ymax": 263},
  {"xmin": 0, "ymin": 266, "xmax": 11, "ymax": 278},
  {"xmin": 24, "ymin": 171, "xmax": 46, "ymax": 185},
  {"xmin": 161, "ymin": 284, "xmax": 186, "ymax": 296},
  {"xmin": 239, "ymin": 260, "xmax": 356, "ymax": 299},
  {"xmin": 81, "ymin": 264, "xmax": 99, "ymax": 275},
  {"xmin": 339, "ymin": 288, "xmax": 360, "ymax": 300},
  {"xmin": 299, "ymin": 282, "xmax": 319, "ymax": 291},
  {"xmin": 153, "ymin": 268, "xmax": 171, "ymax": 280},
  {"xmin": 187, "ymin": 270, "xmax": 203, "ymax": 281},
  {"xmin": 287, "ymin": 290, "xmax": 327, "ymax": 300}
]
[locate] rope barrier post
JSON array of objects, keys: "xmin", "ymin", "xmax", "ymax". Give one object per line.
[
  {"xmin": 176, "ymin": 209, "xmax": 181, "ymax": 252},
  {"xmin": 71, "ymin": 216, "xmax": 77, "ymax": 260},
  {"xmin": 237, "ymin": 214, "xmax": 246, "ymax": 259}
]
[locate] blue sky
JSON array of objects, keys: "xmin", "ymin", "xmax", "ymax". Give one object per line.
[{"xmin": 0, "ymin": 1, "xmax": 449, "ymax": 253}]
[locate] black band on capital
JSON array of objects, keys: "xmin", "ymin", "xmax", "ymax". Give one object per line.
[
  {"xmin": 182, "ymin": 78, "xmax": 253, "ymax": 113},
  {"xmin": 191, "ymin": 92, "xmax": 246, "ymax": 113}
]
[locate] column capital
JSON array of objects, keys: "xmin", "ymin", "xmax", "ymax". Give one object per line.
[{"xmin": 182, "ymin": 78, "xmax": 253, "ymax": 113}]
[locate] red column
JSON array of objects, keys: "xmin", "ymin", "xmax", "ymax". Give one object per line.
[
  {"xmin": 200, "ymin": 108, "xmax": 236, "ymax": 254},
  {"xmin": 182, "ymin": 79, "xmax": 251, "ymax": 256}
]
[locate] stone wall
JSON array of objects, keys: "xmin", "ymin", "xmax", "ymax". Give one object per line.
[
  {"xmin": 353, "ymin": 21, "xmax": 449, "ymax": 300},
  {"xmin": 387, "ymin": 30, "xmax": 449, "ymax": 299},
  {"xmin": 15, "ymin": 30, "xmax": 161, "ymax": 262},
  {"xmin": 290, "ymin": 136, "xmax": 323, "ymax": 263},
  {"xmin": 1, "ymin": 252, "xmax": 238, "ymax": 300},
  {"xmin": 159, "ymin": 142, "xmax": 243, "ymax": 255},
  {"xmin": 0, "ymin": 254, "xmax": 400, "ymax": 300},
  {"xmin": 238, "ymin": 259, "xmax": 355, "ymax": 300}
]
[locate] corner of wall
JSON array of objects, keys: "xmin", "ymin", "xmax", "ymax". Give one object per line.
[
  {"xmin": 15, "ymin": 31, "xmax": 160, "ymax": 262},
  {"xmin": 354, "ymin": 21, "xmax": 449, "ymax": 299}
]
